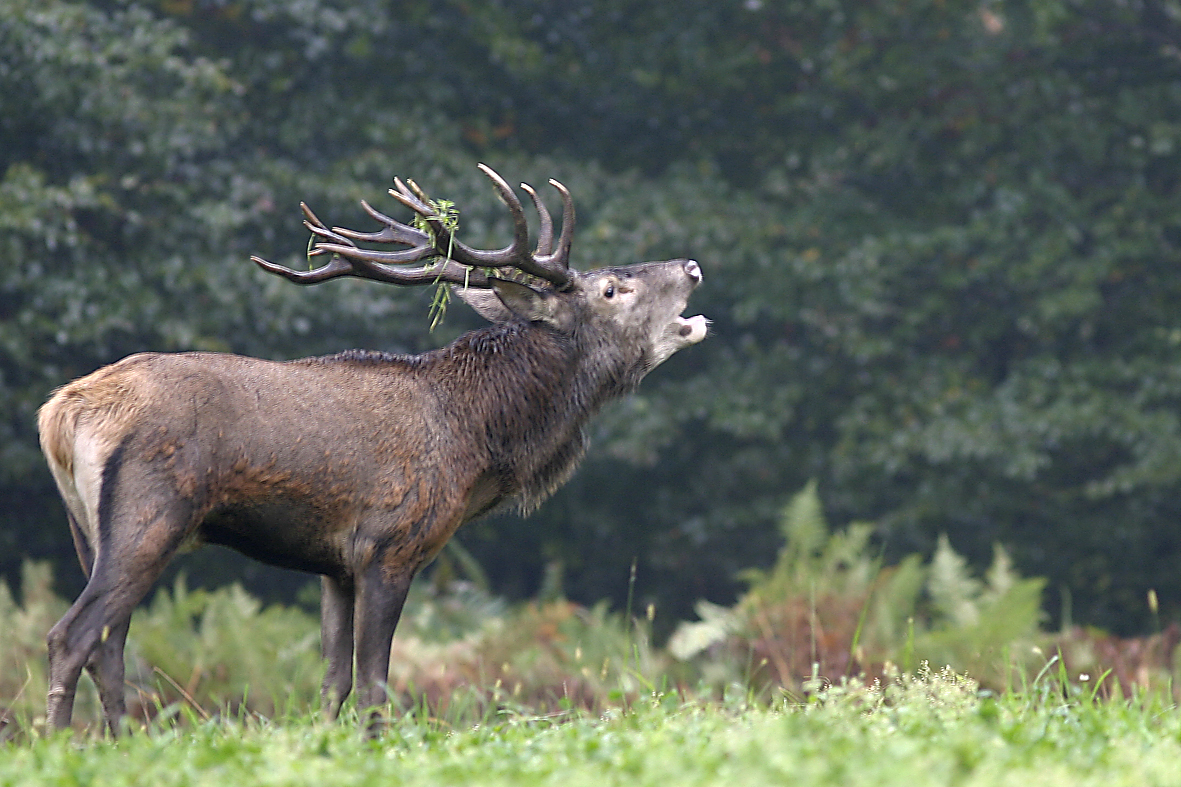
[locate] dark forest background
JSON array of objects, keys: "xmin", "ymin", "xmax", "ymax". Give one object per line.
[{"xmin": 4, "ymin": 0, "xmax": 1181, "ymax": 636}]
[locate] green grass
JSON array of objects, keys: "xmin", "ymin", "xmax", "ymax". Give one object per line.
[
  {"xmin": 5, "ymin": 484, "xmax": 1180, "ymax": 785},
  {"xmin": 4, "ymin": 668, "xmax": 1181, "ymax": 787}
]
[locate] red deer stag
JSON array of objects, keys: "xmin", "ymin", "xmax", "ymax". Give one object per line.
[{"xmin": 38, "ymin": 164, "xmax": 708, "ymax": 733}]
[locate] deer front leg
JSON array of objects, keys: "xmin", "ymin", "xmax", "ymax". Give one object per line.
[
  {"xmin": 319, "ymin": 575, "xmax": 355, "ymax": 719},
  {"xmin": 352, "ymin": 559, "xmax": 414, "ymax": 737}
]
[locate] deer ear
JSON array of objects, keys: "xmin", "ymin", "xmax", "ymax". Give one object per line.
[
  {"xmin": 490, "ymin": 279, "xmax": 557, "ymax": 323},
  {"xmin": 453, "ymin": 278, "xmax": 559, "ymax": 321},
  {"xmin": 454, "ymin": 280, "xmax": 559, "ymax": 324},
  {"xmin": 453, "ymin": 285, "xmax": 515, "ymax": 323}
]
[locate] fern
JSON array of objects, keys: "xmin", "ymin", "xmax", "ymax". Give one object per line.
[
  {"xmin": 927, "ymin": 534, "xmax": 984, "ymax": 628},
  {"xmin": 667, "ymin": 483, "xmax": 1046, "ymax": 695}
]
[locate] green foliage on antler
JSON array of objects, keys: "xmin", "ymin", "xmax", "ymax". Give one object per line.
[{"xmin": 410, "ymin": 197, "xmax": 461, "ymax": 331}]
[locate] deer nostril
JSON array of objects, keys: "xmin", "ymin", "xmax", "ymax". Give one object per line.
[{"xmin": 684, "ymin": 260, "xmax": 702, "ymax": 282}]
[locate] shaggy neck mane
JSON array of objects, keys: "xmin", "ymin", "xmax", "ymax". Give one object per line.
[
  {"xmin": 313, "ymin": 320, "xmax": 619, "ymax": 513},
  {"xmin": 430, "ymin": 320, "xmax": 600, "ymax": 512}
]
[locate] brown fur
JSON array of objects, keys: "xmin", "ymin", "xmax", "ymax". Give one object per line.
[{"xmin": 40, "ymin": 257, "xmax": 706, "ymax": 736}]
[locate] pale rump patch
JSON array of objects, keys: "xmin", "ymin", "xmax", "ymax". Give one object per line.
[
  {"xmin": 69, "ymin": 429, "xmax": 112, "ymax": 557},
  {"xmin": 37, "ymin": 356, "xmax": 158, "ymax": 566}
]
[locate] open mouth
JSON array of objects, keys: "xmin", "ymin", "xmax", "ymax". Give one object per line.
[
  {"xmin": 676, "ymin": 261, "xmax": 708, "ymax": 343},
  {"xmin": 672, "ymin": 313, "xmax": 710, "ymax": 344}
]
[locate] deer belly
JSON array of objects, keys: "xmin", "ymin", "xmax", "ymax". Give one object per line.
[{"xmin": 198, "ymin": 498, "xmax": 349, "ymax": 576}]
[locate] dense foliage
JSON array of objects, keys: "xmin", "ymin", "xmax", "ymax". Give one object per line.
[
  {"xmin": 3, "ymin": 587, "xmax": 1181, "ymax": 787},
  {"xmin": 3, "ymin": 0, "xmax": 1181, "ymax": 634}
]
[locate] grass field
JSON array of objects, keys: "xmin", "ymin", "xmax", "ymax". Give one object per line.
[
  {"xmin": 4, "ymin": 667, "xmax": 1181, "ymax": 787},
  {"xmin": 5, "ymin": 488, "xmax": 1180, "ymax": 786}
]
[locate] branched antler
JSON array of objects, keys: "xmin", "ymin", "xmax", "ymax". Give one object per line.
[{"xmin": 251, "ymin": 164, "xmax": 575, "ymax": 291}]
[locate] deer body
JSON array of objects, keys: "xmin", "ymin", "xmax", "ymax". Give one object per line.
[{"xmin": 38, "ymin": 168, "xmax": 707, "ymax": 733}]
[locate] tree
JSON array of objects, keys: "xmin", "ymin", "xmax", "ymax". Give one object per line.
[
  {"xmin": 460, "ymin": 0, "xmax": 1181, "ymax": 632},
  {"xmin": 5, "ymin": 0, "xmax": 1181, "ymax": 636}
]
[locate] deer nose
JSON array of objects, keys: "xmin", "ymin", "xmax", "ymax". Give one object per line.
[{"xmin": 684, "ymin": 259, "xmax": 702, "ymax": 283}]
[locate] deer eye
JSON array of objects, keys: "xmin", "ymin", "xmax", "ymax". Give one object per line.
[{"xmin": 603, "ymin": 284, "xmax": 615, "ymax": 299}]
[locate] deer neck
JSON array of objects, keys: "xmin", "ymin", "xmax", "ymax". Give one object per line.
[{"xmin": 430, "ymin": 321, "xmax": 605, "ymax": 512}]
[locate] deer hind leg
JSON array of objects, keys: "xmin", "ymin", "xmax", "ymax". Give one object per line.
[
  {"xmin": 44, "ymin": 431, "xmax": 106, "ymax": 730},
  {"xmin": 47, "ymin": 507, "xmax": 191, "ymax": 732},
  {"xmin": 46, "ymin": 444, "xmax": 196, "ymax": 733},
  {"xmin": 46, "ymin": 558, "xmax": 151, "ymax": 732},
  {"xmin": 319, "ymin": 574, "xmax": 355, "ymax": 719},
  {"xmin": 45, "ymin": 581, "xmax": 106, "ymax": 730},
  {"xmin": 84, "ymin": 616, "xmax": 131, "ymax": 735}
]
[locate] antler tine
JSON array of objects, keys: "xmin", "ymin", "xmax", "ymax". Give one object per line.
[
  {"xmin": 402, "ymin": 177, "xmax": 432, "ymax": 206},
  {"xmin": 520, "ymin": 183, "xmax": 554, "ymax": 257},
  {"xmin": 300, "ymin": 202, "xmax": 335, "ymax": 235},
  {"xmin": 390, "ymin": 178, "xmax": 429, "ymax": 213},
  {"xmin": 384, "ymin": 178, "xmax": 471, "ymax": 262},
  {"xmin": 545, "ymin": 179, "xmax": 575, "ymax": 281},
  {"xmin": 304, "ymin": 221, "xmax": 353, "ymax": 249},
  {"xmin": 251, "ymin": 253, "xmax": 359, "ymax": 285},
  {"xmin": 464, "ymin": 163, "xmax": 532, "ymax": 267},
  {"xmin": 301, "ymin": 201, "xmax": 358, "ymax": 250},
  {"xmin": 327, "ymin": 200, "xmax": 433, "ymax": 247},
  {"xmin": 440, "ymin": 164, "xmax": 572, "ymax": 289}
]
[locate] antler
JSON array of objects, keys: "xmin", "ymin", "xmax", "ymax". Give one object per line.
[{"xmin": 251, "ymin": 164, "xmax": 575, "ymax": 291}]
